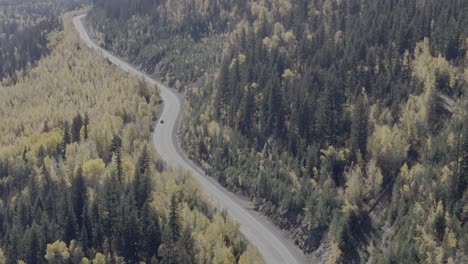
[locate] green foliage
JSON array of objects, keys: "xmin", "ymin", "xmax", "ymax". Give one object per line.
[
  {"xmin": 350, "ymin": 89, "xmax": 370, "ymax": 159},
  {"xmin": 88, "ymin": 0, "xmax": 468, "ymax": 261},
  {"xmin": 0, "ymin": 0, "xmax": 84, "ymax": 82},
  {"xmin": 0, "ymin": 10, "xmax": 261, "ymax": 264},
  {"xmin": 72, "ymin": 113, "xmax": 83, "ymax": 143},
  {"xmin": 72, "ymin": 166, "xmax": 87, "ymax": 230},
  {"xmin": 87, "ymin": 1, "xmax": 227, "ymax": 88}
]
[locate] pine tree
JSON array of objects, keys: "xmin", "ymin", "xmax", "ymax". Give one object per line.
[
  {"xmin": 176, "ymin": 227, "xmax": 196, "ymax": 264},
  {"xmin": 134, "ymin": 145, "xmax": 151, "ymax": 210},
  {"xmin": 62, "ymin": 121, "xmax": 71, "ymax": 159},
  {"xmin": 83, "ymin": 113, "xmax": 89, "ymax": 140},
  {"xmin": 115, "ymin": 148, "xmax": 124, "ymax": 183},
  {"xmin": 110, "ymin": 135, "xmax": 122, "ymax": 154},
  {"xmin": 79, "ymin": 225, "xmax": 89, "ymax": 252},
  {"xmin": 121, "ymin": 204, "xmax": 140, "ymax": 263},
  {"xmin": 25, "ymin": 223, "xmax": 42, "ymax": 264},
  {"xmin": 90, "ymin": 195, "xmax": 103, "ymax": 248},
  {"xmin": 142, "ymin": 202, "xmax": 160, "ymax": 264},
  {"xmin": 227, "ymin": 57, "xmax": 241, "ymax": 126},
  {"xmin": 36, "ymin": 145, "xmax": 47, "ymax": 166},
  {"xmin": 238, "ymin": 89, "xmax": 254, "ymax": 135},
  {"xmin": 169, "ymin": 194, "xmax": 180, "ymax": 241},
  {"xmin": 72, "ymin": 166, "xmax": 87, "ymax": 229},
  {"xmin": 452, "ymin": 121, "xmax": 467, "ymax": 209},
  {"xmin": 460, "ymin": 123, "xmax": 468, "ymax": 195},
  {"xmin": 433, "ymin": 202, "xmax": 445, "ymax": 242},
  {"xmin": 350, "ymin": 89, "xmax": 369, "ymax": 159},
  {"xmin": 72, "ymin": 113, "xmax": 83, "ymax": 142},
  {"xmin": 81, "ymin": 202, "xmax": 93, "ymax": 251},
  {"xmin": 42, "ymin": 120, "xmax": 50, "ymax": 133},
  {"xmin": 103, "ymin": 173, "xmax": 120, "ymax": 243},
  {"xmin": 214, "ymin": 58, "xmax": 230, "ymax": 122},
  {"xmin": 315, "ymin": 85, "xmax": 334, "ymax": 147},
  {"xmin": 64, "ymin": 205, "xmax": 77, "ymax": 244},
  {"xmin": 137, "ymin": 145, "xmax": 150, "ymax": 175},
  {"xmin": 22, "ymin": 146, "xmax": 29, "ymax": 163},
  {"xmin": 158, "ymin": 234, "xmax": 177, "ymax": 264}
]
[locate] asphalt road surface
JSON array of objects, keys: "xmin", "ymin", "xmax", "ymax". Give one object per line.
[{"xmin": 73, "ymin": 14, "xmax": 307, "ymax": 264}]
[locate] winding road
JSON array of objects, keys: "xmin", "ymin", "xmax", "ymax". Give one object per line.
[{"xmin": 73, "ymin": 14, "xmax": 306, "ymax": 264}]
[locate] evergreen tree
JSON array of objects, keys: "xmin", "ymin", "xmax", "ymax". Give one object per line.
[
  {"xmin": 120, "ymin": 201, "xmax": 140, "ymax": 263},
  {"xmin": 137, "ymin": 145, "xmax": 150, "ymax": 174},
  {"xmin": 36, "ymin": 145, "xmax": 47, "ymax": 166},
  {"xmin": 350, "ymin": 89, "xmax": 369, "ymax": 159},
  {"xmin": 83, "ymin": 113, "xmax": 90, "ymax": 140},
  {"xmin": 25, "ymin": 223, "xmax": 42, "ymax": 264},
  {"xmin": 176, "ymin": 227, "xmax": 196, "ymax": 264},
  {"xmin": 115, "ymin": 149, "xmax": 124, "ymax": 183},
  {"xmin": 134, "ymin": 145, "xmax": 151, "ymax": 210},
  {"xmin": 158, "ymin": 234, "xmax": 177, "ymax": 264},
  {"xmin": 90, "ymin": 196, "xmax": 104, "ymax": 248},
  {"xmin": 141, "ymin": 202, "xmax": 160, "ymax": 264},
  {"xmin": 72, "ymin": 166, "xmax": 87, "ymax": 229},
  {"xmin": 315, "ymin": 85, "xmax": 334, "ymax": 147},
  {"xmin": 214, "ymin": 58, "xmax": 231, "ymax": 122},
  {"xmin": 452, "ymin": 120, "xmax": 468, "ymax": 211},
  {"xmin": 238, "ymin": 89, "xmax": 254, "ymax": 136},
  {"xmin": 22, "ymin": 146, "xmax": 29, "ymax": 163},
  {"xmin": 168, "ymin": 194, "xmax": 180, "ymax": 241},
  {"xmin": 103, "ymin": 174, "xmax": 119, "ymax": 240},
  {"xmin": 110, "ymin": 135, "xmax": 122, "ymax": 154},
  {"xmin": 79, "ymin": 225, "xmax": 90, "ymax": 252},
  {"xmin": 71, "ymin": 113, "xmax": 83, "ymax": 143},
  {"xmin": 62, "ymin": 122, "xmax": 71, "ymax": 159},
  {"xmin": 64, "ymin": 206, "xmax": 77, "ymax": 244}
]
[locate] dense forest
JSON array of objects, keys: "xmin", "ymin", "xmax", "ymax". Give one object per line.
[
  {"xmin": 89, "ymin": 0, "xmax": 467, "ymax": 262},
  {"xmin": 86, "ymin": 0, "xmax": 239, "ymax": 88},
  {"xmin": 0, "ymin": 0, "xmax": 86, "ymax": 82},
  {"xmin": 0, "ymin": 9, "xmax": 262, "ymax": 264}
]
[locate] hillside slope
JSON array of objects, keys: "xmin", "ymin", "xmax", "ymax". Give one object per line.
[
  {"xmin": 74, "ymin": 13, "xmax": 303, "ymax": 264},
  {"xmin": 0, "ymin": 9, "xmax": 262, "ymax": 264},
  {"xmin": 88, "ymin": 0, "xmax": 467, "ymax": 262}
]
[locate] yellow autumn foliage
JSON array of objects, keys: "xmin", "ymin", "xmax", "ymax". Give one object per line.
[
  {"xmin": 413, "ymin": 38, "xmax": 456, "ymax": 91},
  {"xmin": 238, "ymin": 245, "xmax": 263, "ymax": 264},
  {"xmin": 0, "ymin": 11, "xmax": 158, "ymax": 158},
  {"xmin": 44, "ymin": 240, "xmax": 70, "ymax": 263},
  {"xmin": 0, "ymin": 248, "xmax": 5, "ymax": 264},
  {"xmin": 92, "ymin": 253, "xmax": 105, "ymax": 264},
  {"xmin": 82, "ymin": 158, "xmax": 106, "ymax": 180},
  {"xmin": 368, "ymin": 125, "xmax": 409, "ymax": 173}
]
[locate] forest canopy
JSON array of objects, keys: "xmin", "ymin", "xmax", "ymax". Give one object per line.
[
  {"xmin": 0, "ymin": 9, "xmax": 262, "ymax": 264},
  {"xmin": 0, "ymin": 0, "xmax": 85, "ymax": 81},
  {"xmin": 88, "ymin": 0, "xmax": 468, "ymax": 262}
]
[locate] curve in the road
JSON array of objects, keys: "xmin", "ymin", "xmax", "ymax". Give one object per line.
[{"xmin": 73, "ymin": 14, "xmax": 306, "ymax": 264}]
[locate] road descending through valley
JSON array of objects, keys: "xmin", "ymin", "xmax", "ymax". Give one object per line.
[{"xmin": 73, "ymin": 14, "xmax": 306, "ymax": 264}]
